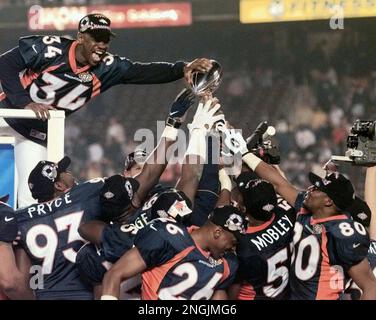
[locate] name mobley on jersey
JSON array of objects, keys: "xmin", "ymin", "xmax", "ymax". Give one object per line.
[{"xmin": 249, "ymin": 214, "xmax": 294, "ymax": 251}]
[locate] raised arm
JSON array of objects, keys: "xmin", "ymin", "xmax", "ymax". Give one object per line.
[
  {"xmin": 365, "ymin": 166, "xmax": 376, "ymax": 240},
  {"xmin": 122, "ymin": 58, "xmax": 212, "ymax": 85},
  {"xmin": 223, "ymin": 128, "xmax": 299, "ymax": 206},
  {"xmin": 176, "ymin": 98, "xmax": 224, "ymax": 204},
  {"xmin": 132, "ymin": 89, "xmax": 195, "ymax": 207},
  {"xmin": 216, "ymin": 168, "xmax": 232, "ymax": 207}
]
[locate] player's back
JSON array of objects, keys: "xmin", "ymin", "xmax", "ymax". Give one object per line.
[
  {"xmin": 236, "ymin": 197, "xmax": 296, "ymax": 300},
  {"xmin": 134, "ymin": 217, "xmax": 238, "ymax": 300},
  {"xmin": 290, "ymin": 206, "xmax": 370, "ymax": 300},
  {"xmin": 16, "ymin": 179, "xmax": 104, "ymax": 299},
  {"xmin": 99, "ymin": 185, "xmax": 173, "ymax": 263}
]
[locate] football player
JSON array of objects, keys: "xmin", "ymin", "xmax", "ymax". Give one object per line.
[
  {"xmin": 100, "ymin": 205, "xmax": 245, "ymax": 300},
  {"xmin": 14, "ymin": 88, "xmax": 198, "ymax": 300},
  {"xmin": 0, "ymin": 13, "xmax": 212, "ymax": 207},
  {"xmin": 76, "ymin": 96, "xmax": 224, "ymax": 298},
  {"xmin": 223, "ymin": 128, "xmax": 376, "ymax": 300},
  {"xmin": 0, "ymin": 195, "xmax": 34, "ymax": 299},
  {"xmin": 123, "ymin": 149, "xmax": 148, "ymax": 178},
  {"xmin": 343, "ymin": 165, "xmax": 376, "ymax": 299},
  {"xmin": 226, "ymin": 171, "xmax": 296, "ymax": 300}
]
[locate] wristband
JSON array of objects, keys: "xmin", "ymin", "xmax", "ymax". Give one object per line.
[
  {"xmin": 161, "ymin": 126, "xmax": 179, "ymax": 141},
  {"xmin": 219, "ymin": 168, "xmax": 232, "ymax": 192},
  {"xmin": 101, "ymin": 295, "xmax": 118, "ymax": 300},
  {"xmin": 242, "ymin": 152, "xmax": 262, "ymax": 171},
  {"xmin": 166, "ymin": 116, "xmax": 182, "ymax": 129}
]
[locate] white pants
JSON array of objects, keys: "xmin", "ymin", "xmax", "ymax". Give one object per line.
[{"xmin": 0, "ymin": 118, "xmax": 46, "ymax": 208}]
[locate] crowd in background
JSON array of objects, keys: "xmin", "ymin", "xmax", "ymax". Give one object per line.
[{"xmin": 63, "ymin": 25, "xmax": 376, "ymax": 196}]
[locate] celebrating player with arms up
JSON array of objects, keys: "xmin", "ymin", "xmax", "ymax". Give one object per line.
[
  {"xmin": 223, "ymin": 128, "xmax": 376, "ymax": 300},
  {"xmin": 77, "ymin": 95, "xmax": 225, "ymax": 298},
  {"xmin": 99, "ymin": 99, "xmax": 242, "ymax": 300},
  {"xmin": 14, "ymin": 88, "xmax": 198, "ymax": 300},
  {"xmin": 0, "ymin": 12, "xmax": 212, "ymax": 207},
  {"xmin": 224, "ymin": 171, "xmax": 296, "ymax": 300}
]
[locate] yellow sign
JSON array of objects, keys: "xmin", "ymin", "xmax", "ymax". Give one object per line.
[{"xmin": 240, "ymin": 0, "xmax": 376, "ymax": 24}]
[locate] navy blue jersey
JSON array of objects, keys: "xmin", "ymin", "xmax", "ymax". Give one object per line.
[
  {"xmin": 76, "ymin": 243, "xmax": 109, "ymax": 286},
  {"xmin": 236, "ymin": 196, "xmax": 296, "ymax": 300},
  {"xmin": 290, "ymin": 192, "xmax": 370, "ymax": 300},
  {"xmin": 134, "ymin": 217, "xmax": 238, "ymax": 300},
  {"xmin": 0, "ymin": 35, "xmax": 184, "ymax": 145},
  {"xmin": 76, "ymin": 186, "xmax": 174, "ymax": 284},
  {"xmin": 344, "ymin": 240, "xmax": 376, "ymax": 300},
  {"xmin": 0, "ymin": 201, "xmax": 17, "ymax": 243},
  {"xmin": 100, "ymin": 186, "xmax": 173, "ymax": 263},
  {"xmin": 16, "ymin": 178, "xmax": 104, "ymax": 299}
]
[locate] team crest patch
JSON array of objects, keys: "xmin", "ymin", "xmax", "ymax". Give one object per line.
[
  {"xmin": 167, "ymin": 200, "xmax": 192, "ymax": 219},
  {"xmin": 312, "ymin": 224, "xmax": 323, "ymax": 234},
  {"xmin": 104, "ymin": 191, "xmax": 114, "ymax": 199},
  {"xmin": 78, "ymin": 72, "xmax": 93, "ymax": 83},
  {"xmin": 262, "ymin": 204, "xmax": 274, "ymax": 212},
  {"xmin": 357, "ymin": 212, "xmax": 368, "ymax": 221},
  {"xmin": 208, "ymin": 257, "xmax": 223, "ymax": 267},
  {"xmin": 42, "ymin": 164, "xmax": 58, "ymax": 181}
]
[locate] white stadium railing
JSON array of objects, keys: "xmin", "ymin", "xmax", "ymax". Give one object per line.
[{"xmin": 0, "ymin": 109, "xmax": 65, "ymax": 161}]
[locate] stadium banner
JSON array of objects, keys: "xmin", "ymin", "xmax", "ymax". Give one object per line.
[
  {"xmin": 0, "ymin": 140, "xmax": 16, "ymax": 208},
  {"xmin": 28, "ymin": 3, "xmax": 192, "ymax": 30},
  {"xmin": 240, "ymin": 0, "xmax": 376, "ymax": 24}
]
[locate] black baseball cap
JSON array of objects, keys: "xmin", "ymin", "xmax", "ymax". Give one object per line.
[
  {"xmin": 208, "ymin": 205, "xmax": 248, "ymax": 240},
  {"xmin": 236, "ymin": 172, "xmax": 277, "ymax": 221},
  {"xmin": 150, "ymin": 189, "xmax": 193, "ymax": 222},
  {"xmin": 308, "ymin": 172, "xmax": 356, "ymax": 211},
  {"xmin": 345, "ymin": 196, "xmax": 371, "ymax": 227},
  {"xmin": 100, "ymin": 174, "xmax": 140, "ymax": 220},
  {"xmin": 78, "ymin": 13, "xmax": 116, "ymax": 42},
  {"xmin": 28, "ymin": 156, "xmax": 71, "ymax": 202}
]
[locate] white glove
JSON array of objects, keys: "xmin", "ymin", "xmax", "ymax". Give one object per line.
[
  {"xmin": 223, "ymin": 128, "xmax": 249, "ymax": 155},
  {"xmin": 187, "ymin": 98, "xmax": 225, "ymax": 133}
]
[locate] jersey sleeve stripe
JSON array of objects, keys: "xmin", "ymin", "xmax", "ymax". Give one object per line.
[
  {"xmin": 316, "ymin": 226, "xmax": 341, "ymax": 300},
  {"xmin": 91, "ymin": 74, "xmax": 101, "ymax": 98},
  {"xmin": 20, "ymin": 70, "xmax": 40, "ymax": 89},
  {"xmin": 238, "ymin": 283, "xmax": 256, "ymax": 300},
  {"xmin": 0, "ymin": 92, "xmax": 6, "ymax": 102},
  {"xmin": 220, "ymin": 258, "xmax": 230, "ymax": 284}
]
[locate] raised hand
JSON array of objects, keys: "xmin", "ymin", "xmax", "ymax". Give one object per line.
[
  {"xmin": 187, "ymin": 97, "xmax": 224, "ymax": 133},
  {"xmin": 168, "ymin": 88, "xmax": 195, "ymax": 121}
]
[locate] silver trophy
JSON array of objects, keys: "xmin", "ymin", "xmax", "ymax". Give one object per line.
[{"xmin": 190, "ymin": 60, "xmax": 223, "ymax": 97}]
